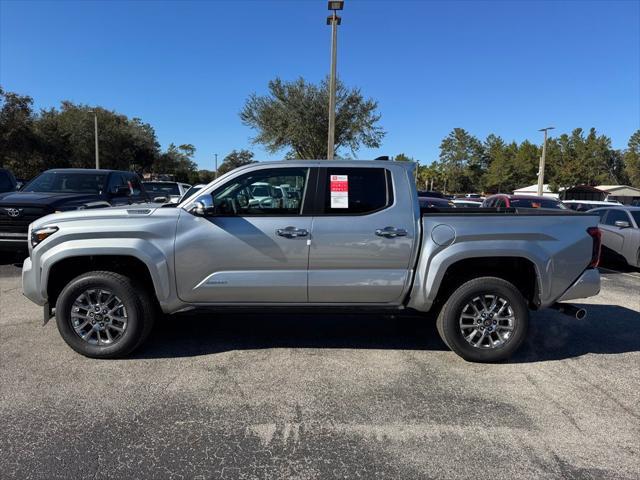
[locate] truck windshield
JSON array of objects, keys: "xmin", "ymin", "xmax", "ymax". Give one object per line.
[
  {"xmin": 22, "ymin": 172, "xmax": 108, "ymax": 194},
  {"xmin": 143, "ymin": 182, "xmax": 180, "ymax": 195}
]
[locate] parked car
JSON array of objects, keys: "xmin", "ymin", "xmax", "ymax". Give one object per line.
[
  {"xmin": 482, "ymin": 194, "xmax": 567, "ymax": 210},
  {"xmin": 417, "ymin": 190, "xmax": 444, "ymax": 199},
  {"xmin": 0, "ymin": 169, "xmax": 149, "ymax": 251},
  {"xmin": 0, "ymin": 168, "xmax": 17, "ymax": 193},
  {"xmin": 588, "ymin": 206, "xmax": 640, "ymax": 268},
  {"xmin": 22, "ymin": 161, "xmax": 601, "ymax": 362},
  {"xmin": 180, "ymin": 184, "xmax": 207, "ymax": 203},
  {"xmin": 453, "ymin": 199, "xmax": 483, "ymax": 208},
  {"xmin": 464, "ymin": 193, "xmax": 483, "ymax": 199},
  {"xmin": 563, "ymin": 200, "xmax": 622, "ymax": 212},
  {"xmin": 419, "ymin": 197, "xmax": 456, "ymax": 208},
  {"xmin": 142, "ymin": 181, "xmax": 191, "ymax": 203}
]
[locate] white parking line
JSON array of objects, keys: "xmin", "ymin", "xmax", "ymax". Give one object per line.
[{"xmin": 599, "ymin": 267, "xmax": 640, "ymax": 279}]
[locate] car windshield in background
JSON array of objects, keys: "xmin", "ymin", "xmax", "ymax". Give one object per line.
[
  {"xmin": 181, "ymin": 185, "xmax": 203, "ymax": 201},
  {"xmin": 510, "ymin": 198, "xmax": 566, "ymax": 209},
  {"xmin": 630, "ymin": 211, "xmax": 640, "ymax": 226},
  {"xmin": 143, "ymin": 183, "xmax": 180, "ymax": 195},
  {"xmin": 22, "ymin": 172, "xmax": 107, "ymax": 193}
]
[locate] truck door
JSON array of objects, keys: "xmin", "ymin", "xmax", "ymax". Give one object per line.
[
  {"xmin": 308, "ymin": 167, "xmax": 416, "ymax": 303},
  {"xmin": 174, "ymin": 166, "xmax": 313, "ymax": 303}
]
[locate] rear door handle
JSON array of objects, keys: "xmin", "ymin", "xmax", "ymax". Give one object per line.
[
  {"xmin": 277, "ymin": 226, "xmax": 309, "ymax": 238},
  {"xmin": 375, "ymin": 226, "xmax": 408, "ymax": 238}
]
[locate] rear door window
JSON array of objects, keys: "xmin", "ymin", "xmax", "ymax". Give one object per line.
[
  {"xmin": 321, "ymin": 168, "xmax": 392, "ymax": 215},
  {"xmin": 603, "ymin": 209, "xmax": 631, "ymax": 226}
]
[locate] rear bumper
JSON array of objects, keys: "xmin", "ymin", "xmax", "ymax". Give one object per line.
[
  {"xmin": 556, "ymin": 268, "xmax": 600, "ymax": 302},
  {"xmin": 22, "ymin": 257, "xmax": 46, "ymax": 306}
]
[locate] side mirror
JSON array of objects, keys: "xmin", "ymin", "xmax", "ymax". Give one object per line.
[
  {"xmin": 189, "ymin": 195, "xmax": 215, "ymax": 216},
  {"xmin": 153, "ymin": 196, "xmax": 168, "ymax": 203},
  {"xmin": 614, "ymin": 220, "xmax": 630, "ymax": 228}
]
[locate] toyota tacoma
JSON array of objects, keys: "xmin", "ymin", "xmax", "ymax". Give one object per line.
[{"xmin": 22, "ymin": 161, "xmax": 602, "ymax": 362}]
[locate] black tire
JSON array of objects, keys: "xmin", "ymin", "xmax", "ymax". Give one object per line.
[
  {"xmin": 55, "ymin": 271, "xmax": 156, "ymax": 359},
  {"xmin": 436, "ymin": 276, "xmax": 529, "ymax": 363}
]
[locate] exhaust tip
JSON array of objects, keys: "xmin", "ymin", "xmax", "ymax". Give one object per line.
[{"xmin": 575, "ymin": 309, "xmax": 587, "ymax": 320}]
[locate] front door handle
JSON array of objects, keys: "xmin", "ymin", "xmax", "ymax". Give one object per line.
[
  {"xmin": 277, "ymin": 226, "xmax": 309, "ymax": 238},
  {"xmin": 375, "ymin": 226, "xmax": 408, "ymax": 238}
]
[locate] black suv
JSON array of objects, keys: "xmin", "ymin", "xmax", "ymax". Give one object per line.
[
  {"xmin": 0, "ymin": 168, "xmax": 18, "ymax": 194},
  {"xmin": 0, "ymin": 169, "xmax": 150, "ymax": 251}
]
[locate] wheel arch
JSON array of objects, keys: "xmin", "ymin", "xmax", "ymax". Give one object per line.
[
  {"xmin": 36, "ymin": 239, "xmax": 174, "ymax": 311},
  {"xmin": 429, "ymin": 256, "xmax": 541, "ymax": 311},
  {"xmin": 46, "ymin": 255, "xmax": 162, "ymax": 308}
]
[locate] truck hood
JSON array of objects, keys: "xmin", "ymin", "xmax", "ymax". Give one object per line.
[
  {"xmin": 31, "ymin": 204, "xmax": 167, "ymax": 230},
  {"xmin": 0, "ymin": 191, "xmax": 102, "ymax": 208}
]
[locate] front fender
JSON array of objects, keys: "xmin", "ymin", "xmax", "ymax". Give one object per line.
[{"xmin": 37, "ymin": 239, "xmax": 172, "ymax": 304}]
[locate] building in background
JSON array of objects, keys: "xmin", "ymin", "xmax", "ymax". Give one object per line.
[
  {"xmin": 560, "ymin": 185, "xmax": 606, "ymax": 201},
  {"xmin": 513, "ymin": 184, "xmax": 559, "ymax": 199},
  {"xmin": 595, "ymin": 185, "xmax": 640, "ymax": 205}
]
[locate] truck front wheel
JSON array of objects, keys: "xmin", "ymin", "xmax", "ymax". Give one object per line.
[
  {"xmin": 55, "ymin": 271, "xmax": 156, "ymax": 359},
  {"xmin": 436, "ymin": 277, "xmax": 529, "ymax": 362}
]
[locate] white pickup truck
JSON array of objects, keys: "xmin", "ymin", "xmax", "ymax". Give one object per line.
[{"xmin": 22, "ymin": 160, "xmax": 601, "ymax": 362}]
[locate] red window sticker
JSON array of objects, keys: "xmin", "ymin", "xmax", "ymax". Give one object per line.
[{"xmin": 330, "ymin": 175, "xmax": 348, "ymax": 208}]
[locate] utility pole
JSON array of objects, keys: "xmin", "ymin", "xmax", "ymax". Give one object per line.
[
  {"xmin": 537, "ymin": 126, "xmax": 555, "ymax": 196},
  {"xmin": 89, "ymin": 110, "xmax": 100, "ymax": 169},
  {"xmin": 326, "ymin": 1, "xmax": 344, "ymax": 160},
  {"xmin": 214, "ymin": 153, "xmax": 218, "ymax": 179}
]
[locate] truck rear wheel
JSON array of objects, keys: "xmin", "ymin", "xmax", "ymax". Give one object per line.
[
  {"xmin": 55, "ymin": 271, "xmax": 156, "ymax": 359},
  {"xmin": 436, "ymin": 277, "xmax": 529, "ymax": 362}
]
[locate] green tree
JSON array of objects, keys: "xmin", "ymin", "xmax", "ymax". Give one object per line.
[
  {"xmin": 438, "ymin": 128, "xmax": 483, "ymax": 193},
  {"xmin": 217, "ymin": 149, "xmax": 256, "ymax": 176},
  {"xmin": 0, "ymin": 87, "xmax": 41, "ymax": 177},
  {"xmin": 240, "ymin": 77, "xmax": 385, "ymax": 159},
  {"xmin": 484, "ymin": 136, "xmax": 520, "ymax": 193},
  {"xmin": 154, "ymin": 143, "xmax": 198, "ymax": 183},
  {"xmin": 196, "ymin": 170, "xmax": 216, "ymax": 184},
  {"xmin": 394, "ymin": 153, "xmax": 414, "ymax": 162},
  {"xmin": 416, "ymin": 161, "xmax": 445, "ymax": 191},
  {"xmin": 547, "ymin": 128, "xmax": 624, "ymax": 189},
  {"xmin": 624, "ymin": 130, "xmax": 640, "ymax": 187}
]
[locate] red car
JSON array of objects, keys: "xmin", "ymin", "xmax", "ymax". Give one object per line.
[{"xmin": 482, "ymin": 194, "xmax": 567, "ymax": 209}]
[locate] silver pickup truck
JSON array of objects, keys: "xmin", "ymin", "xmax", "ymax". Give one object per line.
[{"xmin": 22, "ymin": 161, "xmax": 602, "ymax": 362}]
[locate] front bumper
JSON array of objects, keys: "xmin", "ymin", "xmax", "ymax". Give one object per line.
[
  {"xmin": 0, "ymin": 234, "xmax": 28, "ymax": 252},
  {"xmin": 557, "ymin": 268, "xmax": 601, "ymax": 302},
  {"xmin": 22, "ymin": 257, "xmax": 46, "ymax": 306}
]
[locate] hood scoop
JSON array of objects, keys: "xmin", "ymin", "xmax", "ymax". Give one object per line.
[{"xmin": 126, "ymin": 209, "xmax": 152, "ymax": 215}]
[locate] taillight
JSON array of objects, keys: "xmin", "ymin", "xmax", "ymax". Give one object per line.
[{"xmin": 587, "ymin": 227, "xmax": 601, "ymax": 268}]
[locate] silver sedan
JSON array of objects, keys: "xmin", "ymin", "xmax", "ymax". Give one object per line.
[{"xmin": 589, "ymin": 206, "xmax": 640, "ymax": 268}]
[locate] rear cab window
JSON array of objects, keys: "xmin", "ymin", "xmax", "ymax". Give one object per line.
[{"xmin": 319, "ymin": 167, "xmax": 393, "ymax": 215}]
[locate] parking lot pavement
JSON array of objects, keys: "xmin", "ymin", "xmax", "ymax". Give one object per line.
[{"xmin": 1, "ymin": 262, "xmax": 639, "ymax": 480}]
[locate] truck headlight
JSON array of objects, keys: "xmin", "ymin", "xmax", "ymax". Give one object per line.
[{"xmin": 31, "ymin": 226, "xmax": 59, "ymax": 247}]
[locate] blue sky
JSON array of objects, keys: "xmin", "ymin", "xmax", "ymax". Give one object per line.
[{"xmin": 1, "ymin": 0, "xmax": 639, "ymax": 170}]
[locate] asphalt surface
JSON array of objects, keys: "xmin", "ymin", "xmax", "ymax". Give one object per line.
[{"xmin": 1, "ymin": 259, "xmax": 639, "ymax": 479}]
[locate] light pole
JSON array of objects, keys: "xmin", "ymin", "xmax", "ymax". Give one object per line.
[
  {"xmin": 88, "ymin": 110, "xmax": 100, "ymax": 169},
  {"xmin": 326, "ymin": 0, "xmax": 344, "ymax": 160},
  {"xmin": 537, "ymin": 126, "xmax": 554, "ymax": 196},
  {"xmin": 214, "ymin": 153, "xmax": 218, "ymax": 179}
]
